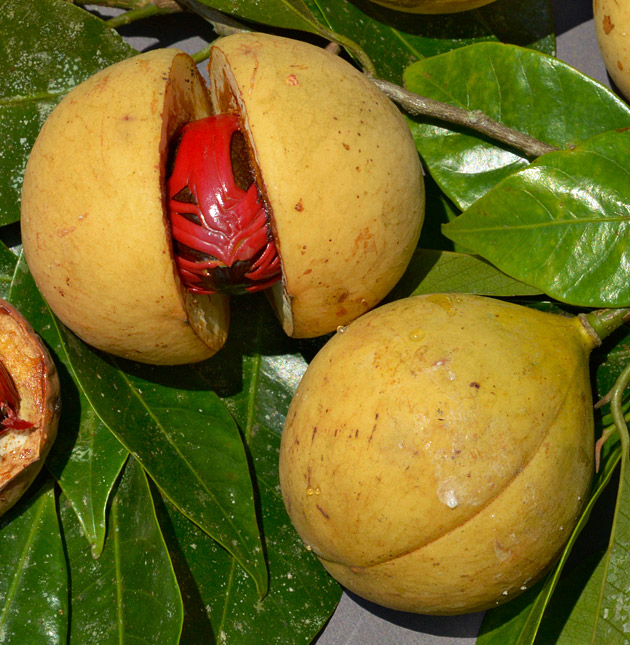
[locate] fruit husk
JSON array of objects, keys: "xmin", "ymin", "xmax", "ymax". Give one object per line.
[
  {"xmin": 593, "ymin": 0, "xmax": 630, "ymax": 102},
  {"xmin": 21, "ymin": 49, "xmax": 228, "ymax": 365},
  {"xmin": 279, "ymin": 293, "xmax": 597, "ymax": 614},
  {"xmin": 0, "ymin": 300, "xmax": 60, "ymax": 516},
  {"xmin": 207, "ymin": 32, "xmax": 425, "ymax": 338}
]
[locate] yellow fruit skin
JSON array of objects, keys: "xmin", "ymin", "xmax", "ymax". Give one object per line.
[
  {"xmin": 21, "ymin": 50, "xmax": 228, "ymax": 365},
  {"xmin": 368, "ymin": 0, "xmax": 498, "ymax": 14},
  {"xmin": 0, "ymin": 301, "xmax": 60, "ymax": 516},
  {"xmin": 594, "ymin": 0, "xmax": 630, "ymax": 101},
  {"xmin": 208, "ymin": 33, "xmax": 425, "ymax": 338},
  {"xmin": 279, "ymin": 294, "xmax": 596, "ymax": 614}
]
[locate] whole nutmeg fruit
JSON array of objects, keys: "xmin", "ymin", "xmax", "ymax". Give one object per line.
[
  {"xmin": 367, "ymin": 0, "xmax": 498, "ymax": 14},
  {"xmin": 279, "ymin": 294, "xmax": 596, "ymax": 614},
  {"xmin": 594, "ymin": 0, "xmax": 630, "ymax": 101},
  {"xmin": 0, "ymin": 300, "xmax": 60, "ymax": 516},
  {"xmin": 21, "ymin": 33, "xmax": 424, "ymax": 365}
]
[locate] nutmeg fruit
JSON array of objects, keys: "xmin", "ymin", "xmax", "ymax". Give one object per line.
[
  {"xmin": 0, "ymin": 300, "xmax": 60, "ymax": 516},
  {"xmin": 21, "ymin": 34, "xmax": 424, "ymax": 364},
  {"xmin": 21, "ymin": 49, "xmax": 229, "ymax": 365},
  {"xmin": 594, "ymin": 0, "xmax": 630, "ymax": 101},
  {"xmin": 279, "ymin": 294, "xmax": 595, "ymax": 614},
  {"xmin": 367, "ymin": 0, "xmax": 498, "ymax": 14}
]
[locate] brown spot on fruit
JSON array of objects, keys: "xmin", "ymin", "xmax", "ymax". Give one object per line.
[{"xmin": 603, "ymin": 15, "xmax": 614, "ymax": 34}]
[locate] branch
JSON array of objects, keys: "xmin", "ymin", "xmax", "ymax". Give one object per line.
[{"xmin": 371, "ymin": 77, "xmax": 558, "ymax": 159}]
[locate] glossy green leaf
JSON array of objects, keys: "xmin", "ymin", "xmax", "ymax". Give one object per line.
[
  {"xmin": 166, "ymin": 294, "xmax": 341, "ymax": 642},
  {"xmin": 443, "ymin": 129, "xmax": 630, "ymax": 308},
  {"xmin": 589, "ymin": 449, "xmax": 630, "ymax": 643},
  {"xmin": 0, "ymin": 241, "xmax": 17, "ymax": 298},
  {"xmin": 387, "ymin": 249, "xmax": 542, "ymax": 301},
  {"xmin": 404, "ymin": 42, "xmax": 630, "ymax": 210},
  {"xmin": 0, "ymin": 0, "xmax": 134, "ymax": 226},
  {"xmin": 66, "ymin": 337, "xmax": 268, "ymax": 597},
  {"xmin": 0, "ymin": 479, "xmax": 67, "ymax": 644},
  {"xmin": 6, "ymin": 253, "xmax": 267, "ymax": 595},
  {"xmin": 308, "ymin": 0, "xmax": 553, "ymax": 83},
  {"xmin": 62, "ymin": 458, "xmax": 184, "ymax": 644},
  {"xmin": 193, "ymin": 0, "xmax": 374, "ymax": 73},
  {"xmin": 47, "ymin": 406, "xmax": 128, "ymax": 559},
  {"xmin": 537, "ymin": 551, "xmax": 609, "ymax": 644},
  {"xmin": 596, "ymin": 326, "xmax": 630, "ymax": 400}
]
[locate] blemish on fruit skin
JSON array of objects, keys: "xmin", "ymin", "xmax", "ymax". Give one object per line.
[
  {"xmin": 603, "ymin": 15, "xmax": 614, "ymax": 34},
  {"xmin": 285, "ymin": 73, "xmax": 299, "ymax": 86},
  {"xmin": 316, "ymin": 504, "xmax": 330, "ymax": 518}
]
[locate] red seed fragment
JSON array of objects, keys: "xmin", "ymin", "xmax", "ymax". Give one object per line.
[
  {"xmin": 167, "ymin": 114, "xmax": 281, "ymax": 295},
  {"xmin": 0, "ymin": 361, "xmax": 33, "ymax": 434}
]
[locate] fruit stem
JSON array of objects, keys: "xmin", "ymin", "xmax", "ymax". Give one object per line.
[
  {"xmin": 583, "ymin": 308, "xmax": 630, "ymax": 343},
  {"xmin": 370, "ymin": 78, "xmax": 558, "ymax": 159}
]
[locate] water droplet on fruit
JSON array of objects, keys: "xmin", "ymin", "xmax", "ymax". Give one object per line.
[
  {"xmin": 336, "ymin": 325, "xmax": 346, "ymax": 333},
  {"xmin": 438, "ymin": 489, "xmax": 459, "ymax": 509},
  {"xmin": 306, "ymin": 486, "xmax": 315, "ymax": 496},
  {"xmin": 427, "ymin": 294, "xmax": 457, "ymax": 316},
  {"xmin": 409, "ymin": 328, "xmax": 424, "ymax": 341}
]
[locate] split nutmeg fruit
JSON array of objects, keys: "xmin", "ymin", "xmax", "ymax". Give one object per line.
[
  {"xmin": 21, "ymin": 33, "xmax": 425, "ymax": 365},
  {"xmin": 0, "ymin": 300, "xmax": 60, "ymax": 516}
]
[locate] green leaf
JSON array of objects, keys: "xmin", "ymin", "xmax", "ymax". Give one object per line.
[
  {"xmin": 193, "ymin": 0, "xmax": 375, "ymax": 74},
  {"xmin": 0, "ymin": 0, "xmax": 134, "ymax": 226},
  {"xmin": 308, "ymin": 0, "xmax": 554, "ymax": 83},
  {"xmin": 65, "ymin": 334, "xmax": 269, "ymax": 598},
  {"xmin": 6, "ymin": 253, "xmax": 268, "ymax": 596},
  {"xmin": 0, "ymin": 479, "xmax": 68, "ymax": 644},
  {"xmin": 589, "ymin": 452, "xmax": 630, "ymax": 642},
  {"xmin": 171, "ymin": 294, "xmax": 341, "ymax": 642},
  {"xmin": 61, "ymin": 458, "xmax": 184, "ymax": 644},
  {"xmin": 5, "ymin": 253, "xmax": 129, "ymax": 558},
  {"xmin": 0, "ymin": 241, "xmax": 17, "ymax": 298},
  {"xmin": 47, "ymin": 406, "xmax": 129, "ymax": 559},
  {"xmin": 443, "ymin": 129, "xmax": 630, "ymax": 308},
  {"xmin": 387, "ymin": 249, "xmax": 542, "ymax": 301},
  {"xmin": 404, "ymin": 42, "xmax": 630, "ymax": 210}
]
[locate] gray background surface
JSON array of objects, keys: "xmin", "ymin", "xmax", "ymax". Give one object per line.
[{"xmin": 92, "ymin": 1, "xmax": 615, "ymax": 642}]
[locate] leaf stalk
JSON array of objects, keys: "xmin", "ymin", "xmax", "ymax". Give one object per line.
[{"xmin": 370, "ymin": 77, "xmax": 558, "ymax": 159}]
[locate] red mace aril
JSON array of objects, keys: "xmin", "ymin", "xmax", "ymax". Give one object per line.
[
  {"xmin": 167, "ymin": 113, "xmax": 281, "ymax": 296},
  {"xmin": 0, "ymin": 360, "xmax": 33, "ymax": 434}
]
